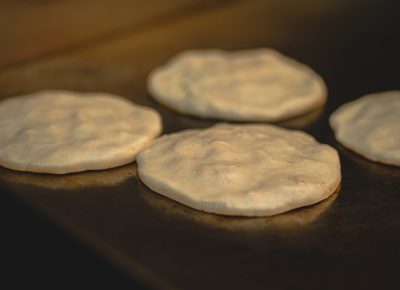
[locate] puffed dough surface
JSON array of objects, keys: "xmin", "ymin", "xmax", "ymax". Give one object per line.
[
  {"xmin": 330, "ymin": 91, "xmax": 400, "ymax": 166},
  {"xmin": 137, "ymin": 124, "xmax": 341, "ymax": 216},
  {"xmin": 0, "ymin": 90, "xmax": 162, "ymax": 174},
  {"xmin": 148, "ymin": 49, "xmax": 327, "ymax": 121}
]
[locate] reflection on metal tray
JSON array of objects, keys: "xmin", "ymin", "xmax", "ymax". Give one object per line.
[{"xmin": 0, "ymin": 0, "xmax": 399, "ymax": 289}]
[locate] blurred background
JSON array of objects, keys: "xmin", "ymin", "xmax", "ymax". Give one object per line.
[{"xmin": 0, "ymin": 0, "xmax": 399, "ymax": 289}]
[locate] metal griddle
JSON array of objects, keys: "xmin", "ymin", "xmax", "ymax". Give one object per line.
[{"xmin": 0, "ymin": 1, "xmax": 399, "ymax": 289}]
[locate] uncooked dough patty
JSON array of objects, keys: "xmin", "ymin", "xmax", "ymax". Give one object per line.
[
  {"xmin": 0, "ymin": 90, "xmax": 162, "ymax": 174},
  {"xmin": 137, "ymin": 124, "xmax": 341, "ymax": 216},
  {"xmin": 330, "ymin": 91, "xmax": 400, "ymax": 166},
  {"xmin": 148, "ymin": 49, "xmax": 327, "ymax": 121}
]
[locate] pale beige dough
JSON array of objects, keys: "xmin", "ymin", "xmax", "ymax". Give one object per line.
[
  {"xmin": 0, "ymin": 90, "xmax": 162, "ymax": 174},
  {"xmin": 148, "ymin": 49, "xmax": 327, "ymax": 122},
  {"xmin": 137, "ymin": 124, "xmax": 341, "ymax": 217},
  {"xmin": 330, "ymin": 91, "xmax": 400, "ymax": 166}
]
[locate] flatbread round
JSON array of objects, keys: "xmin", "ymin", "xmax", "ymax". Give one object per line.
[
  {"xmin": 137, "ymin": 124, "xmax": 341, "ymax": 217},
  {"xmin": 0, "ymin": 90, "xmax": 162, "ymax": 174},
  {"xmin": 148, "ymin": 49, "xmax": 327, "ymax": 122},
  {"xmin": 330, "ymin": 91, "xmax": 400, "ymax": 166}
]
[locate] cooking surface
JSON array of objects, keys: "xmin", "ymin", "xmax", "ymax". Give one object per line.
[{"xmin": 1, "ymin": 1, "xmax": 399, "ymax": 289}]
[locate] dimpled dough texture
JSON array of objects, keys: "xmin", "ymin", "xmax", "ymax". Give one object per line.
[
  {"xmin": 148, "ymin": 49, "xmax": 327, "ymax": 122},
  {"xmin": 330, "ymin": 91, "xmax": 400, "ymax": 166},
  {"xmin": 0, "ymin": 90, "xmax": 162, "ymax": 174},
  {"xmin": 137, "ymin": 124, "xmax": 341, "ymax": 216}
]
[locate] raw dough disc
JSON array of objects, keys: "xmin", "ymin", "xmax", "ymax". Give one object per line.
[
  {"xmin": 0, "ymin": 90, "xmax": 162, "ymax": 174},
  {"xmin": 330, "ymin": 91, "xmax": 400, "ymax": 166},
  {"xmin": 137, "ymin": 124, "xmax": 341, "ymax": 216},
  {"xmin": 148, "ymin": 49, "xmax": 327, "ymax": 122}
]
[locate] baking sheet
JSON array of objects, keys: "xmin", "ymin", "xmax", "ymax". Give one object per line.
[{"xmin": 0, "ymin": 1, "xmax": 399, "ymax": 289}]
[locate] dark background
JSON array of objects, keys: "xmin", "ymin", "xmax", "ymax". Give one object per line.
[{"xmin": 0, "ymin": 1, "xmax": 399, "ymax": 289}]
